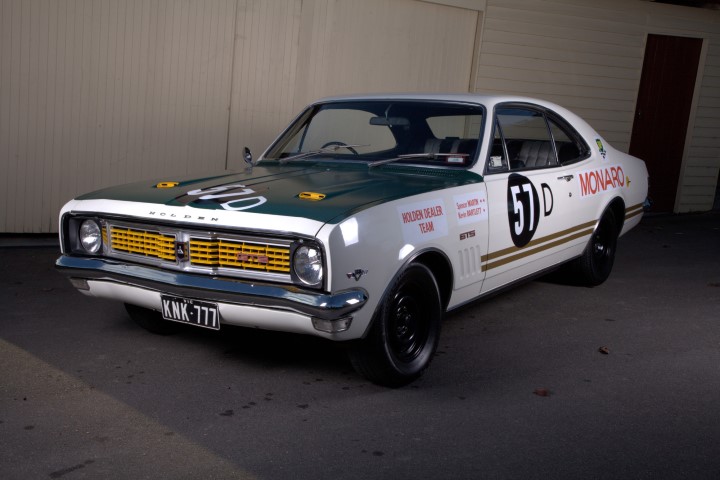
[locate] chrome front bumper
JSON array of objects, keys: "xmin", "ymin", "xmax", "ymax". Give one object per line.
[{"xmin": 56, "ymin": 256, "xmax": 368, "ymax": 337}]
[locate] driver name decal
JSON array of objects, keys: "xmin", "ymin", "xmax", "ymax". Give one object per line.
[
  {"xmin": 577, "ymin": 165, "xmax": 625, "ymax": 198},
  {"xmin": 454, "ymin": 191, "xmax": 488, "ymax": 225},
  {"xmin": 398, "ymin": 199, "xmax": 448, "ymax": 243}
]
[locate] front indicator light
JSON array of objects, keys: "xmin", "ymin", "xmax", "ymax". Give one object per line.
[
  {"xmin": 79, "ymin": 219, "xmax": 102, "ymax": 253},
  {"xmin": 312, "ymin": 316, "xmax": 352, "ymax": 333},
  {"xmin": 69, "ymin": 278, "xmax": 90, "ymax": 291}
]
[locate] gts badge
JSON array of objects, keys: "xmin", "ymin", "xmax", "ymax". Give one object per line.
[
  {"xmin": 238, "ymin": 253, "xmax": 269, "ymax": 265},
  {"xmin": 347, "ymin": 269, "xmax": 368, "ymax": 281}
]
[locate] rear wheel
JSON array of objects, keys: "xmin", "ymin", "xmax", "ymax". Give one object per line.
[
  {"xmin": 572, "ymin": 209, "xmax": 619, "ymax": 286},
  {"xmin": 348, "ymin": 264, "xmax": 442, "ymax": 387},
  {"xmin": 125, "ymin": 303, "xmax": 181, "ymax": 335}
]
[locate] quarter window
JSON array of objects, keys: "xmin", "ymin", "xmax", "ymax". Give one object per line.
[
  {"xmin": 547, "ymin": 115, "xmax": 590, "ymax": 165},
  {"xmin": 486, "ymin": 105, "xmax": 590, "ymax": 174}
]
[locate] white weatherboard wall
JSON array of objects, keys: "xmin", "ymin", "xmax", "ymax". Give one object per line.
[
  {"xmin": 226, "ymin": 0, "xmax": 303, "ymax": 171},
  {"xmin": 226, "ymin": 0, "xmax": 480, "ymax": 170},
  {"xmin": 671, "ymin": 20, "xmax": 720, "ymax": 212},
  {"xmin": 473, "ymin": 0, "xmax": 720, "ymax": 213},
  {"xmin": 0, "ymin": 0, "xmax": 482, "ymax": 232},
  {"xmin": 0, "ymin": 0, "xmax": 237, "ymax": 232},
  {"xmin": 1, "ymin": 0, "xmax": 719, "ymax": 232}
]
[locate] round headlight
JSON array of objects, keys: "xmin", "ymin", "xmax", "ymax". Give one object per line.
[
  {"xmin": 293, "ymin": 245, "xmax": 323, "ymax": 286},
  {"xmin": 79, "ymin": 219, "xmax": 102, "ymax": 254}
]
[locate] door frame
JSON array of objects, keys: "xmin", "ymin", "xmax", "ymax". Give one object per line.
[{"xmin": 630, "ymin": 33, "xmax": 707, "ymax": 213}]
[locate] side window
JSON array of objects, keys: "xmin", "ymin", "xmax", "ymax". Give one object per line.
[
  {"xmin": 547, "ymin": 115, "xmax": 590, "ymax": 165},
  {"xmin": 493, "ymin": 107, "xmax": 558, "ymax": 172}
]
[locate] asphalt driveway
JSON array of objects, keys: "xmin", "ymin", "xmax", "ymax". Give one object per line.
[{"xmin": 1, "ymin": 212, "xmax": 719, "ymax": 479}]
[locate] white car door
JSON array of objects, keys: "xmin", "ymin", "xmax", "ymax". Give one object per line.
[{"xmin": 480, "ymin": 104, "xmax": 594, "ymax": 294}]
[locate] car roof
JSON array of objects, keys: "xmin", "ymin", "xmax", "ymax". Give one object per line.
[
  {"xmin": 316, "ymin": 92, "xmax": 546, "ymax": 106},
  {"xmin": 313, "ymin": 93, "xmax": 596, "ymax": 136}
]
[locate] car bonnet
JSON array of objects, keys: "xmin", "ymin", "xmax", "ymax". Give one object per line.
[{"xmin": 75, "ymin": 164, "xmax": 483, "ymax": 225}]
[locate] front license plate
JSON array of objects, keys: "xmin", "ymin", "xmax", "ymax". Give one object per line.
[{"xmin": 161, "ymin": 295, "xmax": 220, "ymax": 330}]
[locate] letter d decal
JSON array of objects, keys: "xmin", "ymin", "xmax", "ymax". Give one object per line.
[{"xmin": 541, "ymin": 183, "xmax": 553, "ymax": 216}]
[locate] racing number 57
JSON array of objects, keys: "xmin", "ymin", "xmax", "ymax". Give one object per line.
[
  {"xmin": 510, "ymin": 184, "xmax": 534, "ymax": 237},
  {"xmin": 507, "ymin": 174, "xmax": 541, "ymax": 248}
]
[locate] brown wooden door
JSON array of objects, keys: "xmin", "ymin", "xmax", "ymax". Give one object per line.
[{"xmin": 629, "ymin": 34, "xmax": 703, "ymax": 212}]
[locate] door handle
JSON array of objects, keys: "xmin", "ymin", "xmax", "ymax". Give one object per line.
[{"xmin": 557, "ymin": 175, "xmax": 573, "ymax": 182}]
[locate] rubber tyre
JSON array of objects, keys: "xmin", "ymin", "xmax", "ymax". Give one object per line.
[
  {"xmin": 572, "ymin": 209, "xmax": 619, "ymax": 286},
  {"xmin": 348, "ymin": 264, "xmax": 442, "ymax": 387},
  {"xmin": 125, "ymin": 303, "xmax": 181, "ymax": 335}
]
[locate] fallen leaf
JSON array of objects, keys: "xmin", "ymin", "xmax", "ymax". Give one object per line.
[
  {"xmin": 598, "ymin": 346, "xmax": 609, "ymax": 355},
  {"xmin": 533, "ymin": 388, "xmax": 550, "ymax": 397}
]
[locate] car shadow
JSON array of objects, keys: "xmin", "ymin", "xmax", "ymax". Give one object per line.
[{"xmin": 157, "ymin": 319, "xmax": 353, "ymax": 375}]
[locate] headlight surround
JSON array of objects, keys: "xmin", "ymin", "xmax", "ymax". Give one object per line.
[
  {"xmin": 79, "ymin": 219, "xmax": 102, "ymax": 254},
  {"xmin": 292, "ymin": 243, "xmax": 324, "ymax": 287}
]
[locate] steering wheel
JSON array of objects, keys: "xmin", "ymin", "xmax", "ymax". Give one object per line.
[{"xmin": 321, "ymin": 141, "xmax": 359, "ymax": 155}]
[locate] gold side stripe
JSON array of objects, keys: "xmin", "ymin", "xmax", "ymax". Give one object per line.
[
  {"xmin": 482, "ymin": 228, "xmax": 594, "ymax": 272},
  {"xmin": 482, "ymin": 220, "xmax": 596, "ymax": 263},
  {"xmin": 479, "ymin": 202, "xmax": 645, "ymax": 273},
  {"xmin": 624, "ymin": 202, "xmax": 644, "ymax": 220},
  {"xmin": 625, "ymin": 209, "xmax": 643, "ymax": 220}
]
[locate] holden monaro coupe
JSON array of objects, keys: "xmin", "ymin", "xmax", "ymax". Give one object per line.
[{"xmin": 57, "ymin": 94, "xmax": 648, "ymax": 386}]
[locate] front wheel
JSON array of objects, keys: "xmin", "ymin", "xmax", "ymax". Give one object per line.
[{"xmin": 348, "ymin": 264, "xmax": 442, "ymax": 387}]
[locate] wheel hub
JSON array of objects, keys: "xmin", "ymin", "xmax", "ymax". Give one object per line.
[
  {"xmin": 394, "ymin": 304, "xmax": 415, "ymax": 341},
  {"xmin": 389, "ymin": 295, "xmax": 426, "ymax": 360}
]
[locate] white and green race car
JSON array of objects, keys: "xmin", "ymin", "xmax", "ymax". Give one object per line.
[{"xmin": 57, "ymin": 94, "xmax": 648, "ymax": 386}]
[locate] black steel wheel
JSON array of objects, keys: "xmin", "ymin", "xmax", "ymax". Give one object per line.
[
  {"xmin": 125, "ymin": 303, "xmax": 181, "ymax": 335},
  {"xmin": 348, "ymin": 263, "xmax": 442, "ymax": 387},
  {"xmin": 572, "ymin": 209, "xmax": 619, "ymax": 286}
]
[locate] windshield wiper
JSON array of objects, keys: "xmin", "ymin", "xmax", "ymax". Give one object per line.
[
  {"xmin": 368, "ymin": 152, "xmax": 458, "ymax": 168},
  {"xmin": 278, "ymin": 144, "xmax": 366, "ymax": 164}
]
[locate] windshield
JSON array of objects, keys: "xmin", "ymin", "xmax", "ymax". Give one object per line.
[{"xmin": 263, "ymin": 101, "xmax": 484, "ymax": 168}]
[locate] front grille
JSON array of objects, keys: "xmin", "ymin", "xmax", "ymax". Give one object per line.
[
  {"xmin": 105, "ymin": 221, "xmax": 293, "ymax": 282},
  {"xmin": 110, "ymin": 226, "xmax": 176, "ymax": 261},
  {"xmin": 189, "ymin": 239, "xmax": 290, "ymax": 273}
]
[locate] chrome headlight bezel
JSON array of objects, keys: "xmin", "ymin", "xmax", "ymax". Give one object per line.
[
  {"xmin": 64, "ymin": 216, "xmax": 104, "ymax": 256},
  {"xmin": 291, "ymin": 241, "xmax": 324, "ymax": 288}
]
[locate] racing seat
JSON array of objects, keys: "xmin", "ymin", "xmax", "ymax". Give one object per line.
[{"xmin": 516, "ymin": 140, "xmax": 555, "ymax": 168}]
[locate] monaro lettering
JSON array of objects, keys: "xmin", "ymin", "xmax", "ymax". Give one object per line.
[{"xmin": 578, "ymin": 166, "xmax": 626, "ymax": 197}]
